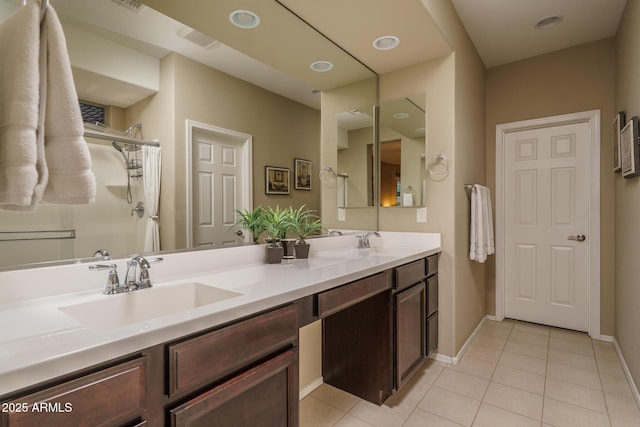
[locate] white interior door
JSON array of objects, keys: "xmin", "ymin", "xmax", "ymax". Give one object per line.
[
  {"xmin": 191, "ymin": 125, "xmax": 251, "ymax": 247},
  {"xmin": 503, "ymin": 122, "xmax": 591, "ymax": 332}
]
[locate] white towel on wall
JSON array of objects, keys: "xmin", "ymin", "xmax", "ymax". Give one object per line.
[
  {"xmin": 0, "ymin": 2, "xmax": 95, "ymax": 210},
  {"xmin": 0, "ymin": 3, "xmax": 42, "ymax": 208},
  {"xmin": 469, "ymin": 184, "xmax": 495, "ymax": 263}
]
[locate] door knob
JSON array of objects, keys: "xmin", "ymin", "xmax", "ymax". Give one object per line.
[{"xmin": 567, "ymin": 234, "xmax": 586, "ymax": 242}]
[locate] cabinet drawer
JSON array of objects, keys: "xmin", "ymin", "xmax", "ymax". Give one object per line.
[
  {"xmin": 170, "ymin": 348, "xmax": 298, "ymax": 427},
  {"xmin": 1, "ymin": 357, "xmax": 145, "ymax": 427},
  {"xmin": 317, "ymin": 271, "xmax": 390, "ymax": 318},
  {"xmin": 168, "ymin": 304, "xmax": 297, "ymax": 396},
  {"xmin": 427, "ymin": 275, "xmax": 438, "ymax": 317},
  {"xmin": 426, "ymin": 254, "xmax": 439, "ymax": 277},
  {"xmin": 395, "ymin": 259, "xmax": 426, "ymax": 291}
]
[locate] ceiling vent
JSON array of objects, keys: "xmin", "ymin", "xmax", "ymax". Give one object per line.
[
  {"xmin": 110, "ymin": 0, "xmax": 146, "ymax": 14},
  {"xmin": 177, "ymin": 27, "xmax": 219, "ymax": 49}
]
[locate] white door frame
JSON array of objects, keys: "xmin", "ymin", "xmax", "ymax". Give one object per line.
[
  {"xmin": 185, "ymin": 120, "xmax": 253, "ymax": 248},
  {"xmin": 495, "ymin": 110, "xmax": 601, "ymax": 338}
]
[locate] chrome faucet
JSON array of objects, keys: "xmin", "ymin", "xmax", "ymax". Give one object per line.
[
  {"xmin": 329, "ymin": 230, "xmax": 343, "ymax": 236},
  {"xmin": 90, "ymin": 263, "xmax": 126, "ymax": 295},
  {"xmin": 124, "ymin": 256, "xmax": 163, "ymax": 290},
  {"xmin": 357, "ymin": 231, "xmax": 381, "ymax": 249}
]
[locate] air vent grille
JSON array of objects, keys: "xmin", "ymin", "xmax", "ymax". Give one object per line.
[
  {"xmin": 110, "ymin": 0, "xmax": 146, "ymax": 14},
  {"xmin": 177, "ymin": 27, "xmax": 219, "ymax": 49}
]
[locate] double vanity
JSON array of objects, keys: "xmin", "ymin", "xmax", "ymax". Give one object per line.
[{"xmin": 0, "ymin": 232, "xmax": 440, "ymax": 426}]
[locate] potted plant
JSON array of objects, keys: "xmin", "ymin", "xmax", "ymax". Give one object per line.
[
  {"xmin": 262, "ymin": 206, "xmax": 290, "ymax": 263},
  {"xmin": 232, "ymin": 206, "xmax": 266, "ymax": 243},
  {"xmin": 287, "ymin": 205, "xmax": 323, "ymax": 259}
]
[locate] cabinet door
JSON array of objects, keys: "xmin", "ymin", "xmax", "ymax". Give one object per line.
[
  {"xmin": 170, "ymin": 349, "xmax": 298, "ymax": 427},
  {"xmin": 427, "ymin": 312, "xmax": 439, "ymax": 355},
  {"xmin": 395, "ymin": 282, "xmax": 426, "ymax": 389}
]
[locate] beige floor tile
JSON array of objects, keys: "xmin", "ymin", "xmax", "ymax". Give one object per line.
[
  {"xmin": 542, "ymin": 397, "xmax": 611, "ymax": 427},
  {"xmin": 474, "ymin": 333, "xmax": 508, "ymax": 350},
  {"xmin": 472, "ymin": 403, "xmax": 540, "ymax": 427},
  {"xmin": 604, "ymin": 393, "xmax": 640, "ymax": 423},
  {"xmin": 310, "ymin": 384, "xmax": 361, "ymax": 412},
  {"xmin": 434, "ymin": 368, "xmax": 490, "ymax": 400},
  {"xmin": 348, "ymin": 399, "xmax": 414, "ymax": 427},
  {"xmin": 414, "ymin": 359, "xmax": 447, "ymax": 385},
  {"xmin": 450, "ymin": 355, "xmax": 497, "ymax": 380},
  {"xmin": 597, "ymin": 357, "xmax": 627, "ymax": 378},
  {"xmin": 465, "ymin": 342, "xmax": 504, "ymax": 364},
  {"xmin": 548, "ymin": 348, "xmax": 598, "ymax": 371},
  {"xmin": 549, "ymin": 336, "xmax": 595, "ymax": 357},
  {"xmin": 499, "ymin": 351, "xmax": 547, "ymax": 376},
  {"xmin": 545, "ymin": 377, "xmax": 607, "ymax": 413},
  {"xmin": 600, "ymin": 372, "xmax": 634, "ymax": 398},
  {"xmin": 546, "ymin": 361, "xmax": 602, "ymax": 390},
  {"xmin": 549, "ymin": 327, "xmax": 591, "ymax": 343},
  {"xmin": 482, "ymin": 382, "xmax": 543, "ymax": 420},
  {"xmin": 513, "ymin": 321, "xmax": 550, "ymax": 336},
  {"xmin": 594, "ymin": 345, "xmax": 621, "ymax": 364},
  {"xmin": 492, "ymin": 365, "xmax": 545, "ymax": 395},
  {"xmin": 504, "ymin": 340, "xmax": 549, "ymax": 360},
  {"xmin": 386, "ymin": 371, "xmax": 432, "ymax": 407},
  {"xmin": 610, "ymin": 416, "xmax": 640, "ymax": 427},
  {"xmin": 333, "ymin": 414, "xmax": 374, "ymax": 427},
  {"xmin": 478, "ymin": 324, "xmax": 513, "ymax": 339},
  {"xmin": 418, "ymin": 386, "xmax": 481, "ymax": 427},
  {"xmin": 300, "ymin": 396, "xmax": 346, "ymax": 427},
  {"xmin": 404, "ymin": 408, "xmax": 466, "ymax": 427},
  {"xmin": 509, "ymin": 329, "xmax": 550, "ymax": 347}
]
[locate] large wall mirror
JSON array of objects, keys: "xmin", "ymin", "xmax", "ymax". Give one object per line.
[
  {"xmin": 0, "ymin": 0, "xmax": 377, "ymax": 269},
  {"xmin": 379, "ymin": 95, "xmax": 426, "ymax": 207}
]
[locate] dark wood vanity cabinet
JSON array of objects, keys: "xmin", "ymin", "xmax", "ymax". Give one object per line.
[
  {"xmin": 426, "ymin": 254, "xmax": 439, "ymax": 355},
  {"xmin": 0, "ymin": 304, "xmax": 298, "ymax": 427}
]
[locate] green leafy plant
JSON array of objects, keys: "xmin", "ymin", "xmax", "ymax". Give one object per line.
[
  {"xmin": 287, "ymin": 205, "xmax": 323, "ymax": 245},
  {"xmin": 262, "ymin": 206, "xmax": 291, "ymax": 247},
  {"xmin": 232, "ymin": 206, "xmax": 266, "ymax": 243}
]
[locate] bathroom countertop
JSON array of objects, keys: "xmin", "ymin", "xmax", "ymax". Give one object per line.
[{"xmin": 0, "ymin": 232, "xmax": 441, "ymax": 395}]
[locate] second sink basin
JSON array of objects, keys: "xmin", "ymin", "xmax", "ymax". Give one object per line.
[{"xmin": 59, "ymin": 283, "xmax": 243, "ymax": 331}]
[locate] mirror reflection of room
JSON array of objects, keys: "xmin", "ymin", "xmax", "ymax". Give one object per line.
[{"xmin": 379, "ymin": 95, "xmax": 426, "ymax": 207}]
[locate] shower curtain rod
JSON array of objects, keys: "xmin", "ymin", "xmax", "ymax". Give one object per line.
[{"xmin": 83, "ymin": 129, "xmax": 160, "ymax": 148}]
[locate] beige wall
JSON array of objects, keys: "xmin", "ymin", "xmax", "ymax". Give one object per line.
[
  {"xmin": 485, "ymin": 38, "xmax": 617, "ymax": 336},
  {"xmin": 615, "ymin": 0, "xmax": 640, "ymax": 391},
  {"xmin": 128, "ymin": 53, "xmax": 321, "ymax": 250}
]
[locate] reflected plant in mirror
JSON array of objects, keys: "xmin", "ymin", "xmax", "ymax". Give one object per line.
[{"xmin": 379, "ymin": 95, "xmax": 426, "ymax": 207}]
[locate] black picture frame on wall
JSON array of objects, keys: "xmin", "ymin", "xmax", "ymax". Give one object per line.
[
  {"xmin": 294, "ymin": 158, "xmax": 312, "ymax": 190},
  {"xmin": 621, "ymin": 116, "xmax": 640, "ymax": 178},
  {"xmin": 265, "ymin": 166, "xmax": 290, "ymax": 194},
  {"xmin": 613, "ymin": 111, "xmax": 626, "ymax": 172}
]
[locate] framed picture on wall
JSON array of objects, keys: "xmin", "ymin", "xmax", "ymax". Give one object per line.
[
  {"xmin": 294, "ymin": 158, "xmax": 312, "ymax": 190},
  {"xmin": 265, "ymin": 166, "xmax": 290, "ymax": 194},
  {"xmin": 621, "ymin": 116, "xmax": 640, "ymax": 178},
  {"xmin": 613, "ymin": 111, "xmax": 626, "ymax": 172}
]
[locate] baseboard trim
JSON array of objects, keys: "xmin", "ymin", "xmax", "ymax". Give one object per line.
[
  {"xmin": 612, "ymin": 338, "xmax": 640, "ymax": 408},
  {"xmin": 299, "ymin": 377, "xmax": 323, "ymax": 400},
  {"xmin": 595, "ymin": 334, "xmax": 614, "ymax": 343},
  {"xmin": 429, "ymin": 315, "xmax": 488, "ymax": 366}
]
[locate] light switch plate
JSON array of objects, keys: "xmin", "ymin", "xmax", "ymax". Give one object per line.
[
  {"xmin": 338, "ymin": 208, "xmax": 346, "ymax": 222},
  {"xmin": 416, "ymin": 207, "xmax": 427, "ymax": 223}
]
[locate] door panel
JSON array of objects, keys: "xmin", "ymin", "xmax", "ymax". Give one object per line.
[{"xmin": 504, "ymin": 122, "xmax": 590, "ymax": 331}]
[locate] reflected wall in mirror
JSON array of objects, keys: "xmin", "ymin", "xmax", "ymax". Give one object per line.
[
  {"xmin": 336, "ymin": 106, "xmax": 375, "ymax": 208},
  {"xmin": 379, "ymin": 95, "xmax": 426, "ymax": 207},
  {"xmin": 0, "ymin": 0, "xmax": 377, "ymax": 269}
]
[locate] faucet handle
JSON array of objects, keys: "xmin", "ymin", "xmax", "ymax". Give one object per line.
[
  {"xmin": 137, "ymin": 257, "xmax": 163, "ymax": 289},
  {"xmin": 89, "ymin": 264, "xmax": 121, "ymax": 294}
]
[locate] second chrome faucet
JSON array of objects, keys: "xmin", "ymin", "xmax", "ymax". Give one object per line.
[{"xmin": 91, "ymin": 256, "xmax": 163, "ymax": 295}]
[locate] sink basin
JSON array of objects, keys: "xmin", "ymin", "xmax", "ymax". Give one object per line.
[{"xmin": 59, "ymin": 283, "xmax": 243, "ymax": 331}]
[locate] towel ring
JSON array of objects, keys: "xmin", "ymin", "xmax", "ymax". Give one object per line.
[
  {"xmin": 319, "ymin": 166, "xmax": 337, "ymax": 187},
  {"xmin": 426, "ymin": 153, "xmax": 449, "ymax": 177}
]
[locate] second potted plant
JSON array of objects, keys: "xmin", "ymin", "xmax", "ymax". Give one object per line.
[
  {"xmin": 288, "ymin": 205, "xmax": 323, "ymax": 259},
  {"xmin": 262, "ymin": 206, "xmax": 290, "ymax": 263}
]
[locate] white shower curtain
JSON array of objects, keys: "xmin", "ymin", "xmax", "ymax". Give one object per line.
[{"xmin": 142, "ymin": 145, "xmax": 161, "ymax": 252}]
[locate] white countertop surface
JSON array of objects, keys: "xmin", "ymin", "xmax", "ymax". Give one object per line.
[{"xmin": 0, "ymin": 232, "xmax": 441, "ymax": 395}]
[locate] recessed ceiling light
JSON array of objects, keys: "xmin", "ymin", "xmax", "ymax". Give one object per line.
[
  {"xmin": 229, "ymin": 10, "xmax": 260, "ymax": 29},
  {"xmin": 393, "ymin": 112, "xmax": 409, "ymax": 119},
  {"xmin": 535, "ymin": 15, "xmax": 563, "ymax": 29},
  {"xmin": 373, "ymin": 35, "xmax": 400, "ymax": 50},
  {"xmin": 310, "ymin": 61, "xmax": 334, "ymax": 72}
]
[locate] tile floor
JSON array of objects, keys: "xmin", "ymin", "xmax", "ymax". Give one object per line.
[{"xmin": 300, "ymin": 319, "xmax": 640, "ymax": 427}]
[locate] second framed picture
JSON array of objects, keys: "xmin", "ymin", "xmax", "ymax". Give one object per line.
[
  {"xmin": 294, "ymin": 158, "xmax": 312, "ymax": 190},
  {"xmin": 621, "ymin": 116, "xmax": 640, "ymax": 178},
  {"xmin": 613, "ymin": 111, "xmax": 625, "ymax": 172},
  {"xmin": 265, "ymin": 166, "xmax": 290, "ymax": 194}
]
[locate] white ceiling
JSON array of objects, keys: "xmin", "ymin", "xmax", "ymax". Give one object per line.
[{"xmin": 450, "ymin": 0, "xmax": 628, "ymax": 68}]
